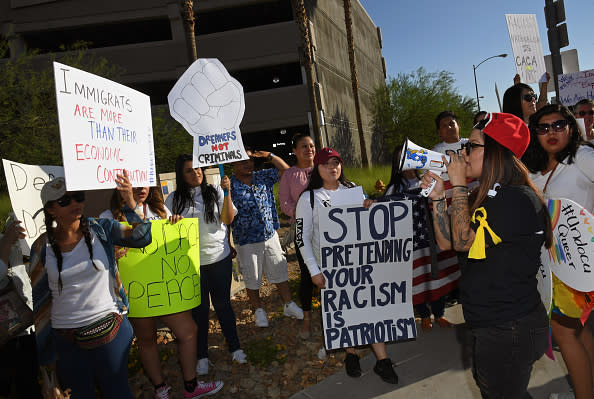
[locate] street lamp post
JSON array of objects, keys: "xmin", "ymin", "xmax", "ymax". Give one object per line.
[{"xmin": 473, "ymin": 53, "xmax": 508, "ymax": 112}]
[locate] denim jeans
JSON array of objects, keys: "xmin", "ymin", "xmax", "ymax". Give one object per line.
[
  {"xmin": 471, "ymin": 303, "xmax": 548, "ymax": 399},
  {"xmin": 0, "ymin": 334, "xmax": 42, "ymax": 398},
  {"xmin": 415, "ymin": 295, "xmax": 446, "ymax": 319},
  {"xmin": 53, "ymin": 315, "xmax": 134, "ymax": 399},
  {"xmin": 194, "ymin": 254, "xmax": 241, "ymax": 358}
]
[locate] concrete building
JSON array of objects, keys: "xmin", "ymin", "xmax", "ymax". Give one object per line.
[{"xmin": 1, "ymin": 0, "xmax": 386, "ymax": 166}]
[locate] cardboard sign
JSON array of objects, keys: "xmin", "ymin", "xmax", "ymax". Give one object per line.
[
  {"xmin": 118, "ymin": 219, "xmax": 201, "ymax": 317},
  {"xmin": 53, "ymin": 62, "xmax": 156, "ymax": 190},
  {"xmin": 167, "ymin": 59, "xmax": 249, "ymax": 168},
  {"xmin": 2, "ymin": 159, "xmax": 64, "ymax": 252},
  {"xmin": 319, "ymin": 201, "xmax": 416, "ymax": 350},
  {"xmin": 558, "ymin": 69, "xmax": 594, "ymax": 106},
  {"xmin": 542, "ymin": 199, "xmax": 594, "ymax": 293},
  {"xmin": 505, "ymin": 14, "xmax": 547, "ymax": 84}
]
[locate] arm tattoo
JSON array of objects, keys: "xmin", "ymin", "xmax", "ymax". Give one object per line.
[
  {"xmin": 450, "ymin": 195, "xmax": 472, "ymax": 250},
  {"xmin": 434, "ymin": 200, "xmax": 451, "ymax": 241}
]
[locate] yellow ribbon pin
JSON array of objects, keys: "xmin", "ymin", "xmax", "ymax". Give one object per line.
[{"xmin": 468, "ymin": 207, "xmax": 502, "ymax": 259}]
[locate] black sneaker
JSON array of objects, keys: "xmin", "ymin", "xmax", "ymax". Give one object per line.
[
  {"xmin": 345, "ymin": 353, "xmax": 361, "ymax": 378},
  {"xmin": 374, "ymin": 358, "xmax": 398, "ymax": 384}
]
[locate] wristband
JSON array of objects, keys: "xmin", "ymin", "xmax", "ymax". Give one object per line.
[
  {"xmin": 451, "ymin": 185, "xmax": 468, "ymax": 190},
  {"xmin": 433, "ymin": 197, "xmax": 446, "ymax": 202}
]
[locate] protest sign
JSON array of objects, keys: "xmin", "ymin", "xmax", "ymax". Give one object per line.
[
  {"xmin": 558, "ymin": 69, "xmax": 594, "ymax": 106},
  {"xmin": 2, "ymin": 159, "xmax": 64, "ymax": 252},
  {"xmin": 542, "ymin": 199, "xmax": 594, "ymax": 293},
  {"xmin": 167, "ymin": 59, "xmax": 249, "ymax": 168},
  {"xmin": 505, "ymin": 14, "xmax": 547, "ymax": 84},
  {"xmin": 536, "ymin": 261, "xmax": 553, "ymax": 314},
  {"xmin": 118, "ymin": 219, "xmax": 201, "ymax": 317},
  {"xmin": 53, "ymin": 62, "xmax": 156, "ymax": 191},
  {"xmin": 319, "ymin": 200, "xmax": 415, "ymax": 350}
]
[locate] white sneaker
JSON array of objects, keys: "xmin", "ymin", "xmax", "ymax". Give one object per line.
[
  {"xmin": 284, "ymin": 301, "xmax": 304, "ymax": 319},
  {"xmin": 231, "ymin": 349, "xmax": 248, "ymax": 364},
  {"xmin": 154, "ymin": 385, "xmax": 171, "ymax": 399},
  {"xmin": 254, "ymin": 308, "xmax": 269, "ymax": 327},
  {"xmin": 196, "ymin": 357, "xmax": 211, "ymax": 376}
]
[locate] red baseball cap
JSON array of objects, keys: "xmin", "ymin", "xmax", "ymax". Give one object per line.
[
  {"xmin": 313, "ymin": 147, "xmax": 343, "ymax": 165},
  {"xmin": 481, "ymin": 112, "xmax": 530, "ymax": 158}
]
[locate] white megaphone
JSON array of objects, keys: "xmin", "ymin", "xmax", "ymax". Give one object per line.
[{"xmin": 398, "ymin": 138, "xmax": 450, "ymax": 197}]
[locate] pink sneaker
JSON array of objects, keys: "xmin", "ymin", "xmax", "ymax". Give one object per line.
[{"xmin": 183, "ymin": 380, "xmax": 224, "ymax": 398}]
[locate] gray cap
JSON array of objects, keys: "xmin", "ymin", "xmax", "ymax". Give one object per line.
[{"xmin": 40, "ymin": 177, "xmax": 67, "ymax": 206}]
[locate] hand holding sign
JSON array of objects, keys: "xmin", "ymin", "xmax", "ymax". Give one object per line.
[{"xmin": 168, "ymin": 59, "xmax": 249, "ymax": 167}]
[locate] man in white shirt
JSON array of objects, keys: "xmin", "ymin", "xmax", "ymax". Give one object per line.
[{"xmin": 432, "ymin": 110, "xmax": 468, "ymax": 156}]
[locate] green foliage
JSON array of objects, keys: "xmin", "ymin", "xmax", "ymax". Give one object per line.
[
  {"xmin": 0, "ymin": 193, "xmax": 12, "ymax": 232},
  {"xmin": 151, "ymin": 106, "xmax": 192, "ymax": 175},
  {"xmin": 0, "ymin": 40, "xmax": 124, "ymax": 192},
  {"xmin": 244, "ymin": 336, "xmax": 287, "ymax": 367},
  {"xmin": 372, "ymin": 67, "xmax": 477, "ymax": 152}
]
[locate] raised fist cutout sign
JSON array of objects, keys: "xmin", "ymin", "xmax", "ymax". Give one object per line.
[{"xmin": 168, "ymin": 59, "xmax": 249, "ymax": 167}]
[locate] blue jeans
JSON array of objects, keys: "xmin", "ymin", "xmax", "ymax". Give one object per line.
[
  {"xmin": 415, "ymin": 296, "xmax": 445, "ymax": 319},
  {"xmin": 471, "ymin": 304, "xmax": 548, "ymax": 399},
  {"xmin": 53, "ymin": 315, "xmax": 134, "ymax": 399},
  {"xmin": 194, "ymin": 254, "xmax": 241, "ymax": 358}
]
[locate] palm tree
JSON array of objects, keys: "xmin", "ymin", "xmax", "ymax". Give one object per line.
[
  {"xmin": 343, "ymin": 0, "xmax": 369, "ymax": 167},
  {"xmin": 291, "ymin": 0, "xmax": 322, "ymax": 148},
  {"xmin": 181, "ymin": 0, "xmax": 197, "ymax": 62}
]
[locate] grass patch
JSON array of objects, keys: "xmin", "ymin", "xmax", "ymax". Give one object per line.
[
  {"xmin": 244, "ymin": 336, "xmax": 287, "ymax": 367},
  {"xmin": 344, "ymin": 165, "xmax": 392, "ymax": 198}
]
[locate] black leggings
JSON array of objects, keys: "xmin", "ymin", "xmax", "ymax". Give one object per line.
[{"xmin": 295, "ymin": 238, "xmax": 314, "ymax": 312}]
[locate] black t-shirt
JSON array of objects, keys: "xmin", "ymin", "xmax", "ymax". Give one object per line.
[{"xmin": 460, "ymin": 185, "xmax": 546, "ymax": 327}]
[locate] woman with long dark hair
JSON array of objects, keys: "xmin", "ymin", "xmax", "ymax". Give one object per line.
[
  {"xmin": 524, "ymin": 104, "xmax": 594, "ymax": 399},
  {"xmin": 278, "ymin": 133, "xmax": 315, "ymax": 339},
  {"xmin": 295, "ymin": 147, "xmax": 398, "ymax": 385},
  {"xmin": 165, "ymin": 154, "xmax": 246, "ymax": 377},
  {"xmin": 101, "ymin": 184, "xmax": 221, "ymax": 399},
  {"xmin": 28, "ymin": 172, "xmax": 152, "ymax": 398},
  {"xmin": 423, "ymin": 113, "xmax": 552, "ymax": 397}
]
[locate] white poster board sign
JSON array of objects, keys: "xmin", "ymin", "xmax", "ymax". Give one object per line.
[
  {"xmin": 2, "ymin": 159, "xmax": 64, "ymax": 252},
  {"xmin": 319, "ymin": 201, "xmax": 416, "ymax": 350},
  {"xmin": 53, "ymin": 62, "xmax": 156, "ymax": 191},
  {"xmin": 542, "ymin": 198, "xmax": 594, "ymax": 293},
  {"xmin": 544, "ymin": 49, "xmax": 580, "ymax": 93},
  {"xmin": 167, "ymin": 59, "xmax": 249, "ymax": 168},
  {"xmin": 505, "ymin": 14, "xmax": 547, "ymax": 84},
  {"xmin": 558, "ymin": 69, "xmax": 594, "ymax": 106}
]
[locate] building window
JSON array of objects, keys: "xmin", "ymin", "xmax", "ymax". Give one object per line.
[
  {"xmin": 243, "ymin": 125, "xmax": 309, "ymax": 163},
  {"xmin": 196, "ymin": 0, "xmax": 293, "ymax": 35},
  {"xmin": 21, "ymin": 18, "xmax": 172, "ymax": 53},
  {"xmin": 232, "ymin": 62, "xmax": 302, "ymax": 93}
]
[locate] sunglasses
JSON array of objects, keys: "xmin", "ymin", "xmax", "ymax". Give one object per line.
[
  {"xmin": 462, "ymin": 142, "xmax": 485, "ymax": 154},
  {"xmin": 522, "ymin": 93, "xmax": 538, "ymax": 102},
  {"xmin": 578, "ymin": 110, "xmax": 594, "ymax": 117},
  {"xmin": 535, "ymin": 119, "xmax": 569, "ymax": 135},
  {"xmin": 56, "ymin": 192, "xmax": 85, "ymax": 207}
]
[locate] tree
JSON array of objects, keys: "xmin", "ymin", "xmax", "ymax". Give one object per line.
[{"xmin": 372, "ymin": 67, "xmax": 476, "ymax": 154}]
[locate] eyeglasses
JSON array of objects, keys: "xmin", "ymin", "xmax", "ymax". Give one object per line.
[
  {"xmin": 535, "ymin": 119, "xmax": 569, "ymax": 135},
  {"xmin": 522, "ymin": 93, "xmax": 537, "ymax": 102},
  {"xmin": 56, "ymin": 192, "xmax": 85, "ymax": 207},
  {"xmin": 462, "ymin": 142, "xmax": 485, "ymax": 154},
  {"xmin": 578, "ymin": 110, "xmax": 594, "ymax": 117}
]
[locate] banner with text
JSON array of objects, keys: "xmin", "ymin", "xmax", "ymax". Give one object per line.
[
  {"xmin": 53, "ymin": 62, "xmax": 156, "ymax": 191},
  {"xmin": 542, "ymin": 198, "xmax": 594, "ymax": 293},
  {"xmin": 558, "ymin": 69, "xmax": 594, "ymax": 106},
  {"xmin": 167, "ymin": 58, "xmax": 249, "ymax": 168},
  {"xmin": 505, "ymin": 14, "xmax": 547, "ymax": 84},
  {"xmin": 319, "ymin": 200, "xmax": 415, "ymax": 350},
  {"xmin": 118, "ymin": 219, "xmax": 201, "ymax": 317},
  {"xmin": 2, "ymin": 159, "xmax": 64, "ymax": 252}
]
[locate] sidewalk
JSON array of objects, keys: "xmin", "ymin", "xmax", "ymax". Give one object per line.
[{"xmin": 289, "ymin": 304, "xmax": 571, "ymax": 399}]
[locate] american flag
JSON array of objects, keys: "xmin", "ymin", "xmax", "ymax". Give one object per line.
[{"xmin": 389, "ymin": 182, "xmax": 462, "ymax": 305}]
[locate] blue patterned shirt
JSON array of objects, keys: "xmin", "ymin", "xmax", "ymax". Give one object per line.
[{"xmin": 231, "ymin": 168, "xmax": 280, "ymax": 245}]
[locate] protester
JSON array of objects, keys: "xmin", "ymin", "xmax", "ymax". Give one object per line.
[
  {"xmin": 573, "ymin": 98, "xmax": 594, "ymax": 143},
  {"xmin": 423, "ymin": 113, "xmax": 551, "ymax": 398},
  {"xmin": 432, "ymin": 110, "xmax": 468, "ymax": 157},
  {"xmin": 295, "ymin": 147, "xmax": 398, "ymax": 384},
  {"xmin": 102, "ymin": 183, "xmax": 223, "ymax": 398},
  {"xmin": 28, "ymin": 173, "xmax": 152, "ymax": 398},
  {"xmin": 165, "ymin": 155, "xmax": 246, "ymax": 377},
  {"xmin": 230, "ymin": 150, "xmax": 303, "ymax": 328},
  {"xmin": 503, "ymin": 73, "xmax": 550, "ymax": 124},
  {"xmin": 278, "ymin": 133, "xmax": 315, "ymax": 339},
  {"xmin": 524, "ymin": 104, "xmax": 594, "ymax": 399},
  {"xmin": 0, "ymin": 217, "xmax": 41, "ymax": 398}
]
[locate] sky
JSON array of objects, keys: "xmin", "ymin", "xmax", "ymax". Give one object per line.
[{"xmin": 359, "ymin": 0, "xmax": 594, "ymax": 115}]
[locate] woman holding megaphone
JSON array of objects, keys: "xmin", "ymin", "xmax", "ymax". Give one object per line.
[{"xmin": 421, "ymin": 113, "xmax": 552, "ymax": 398}]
